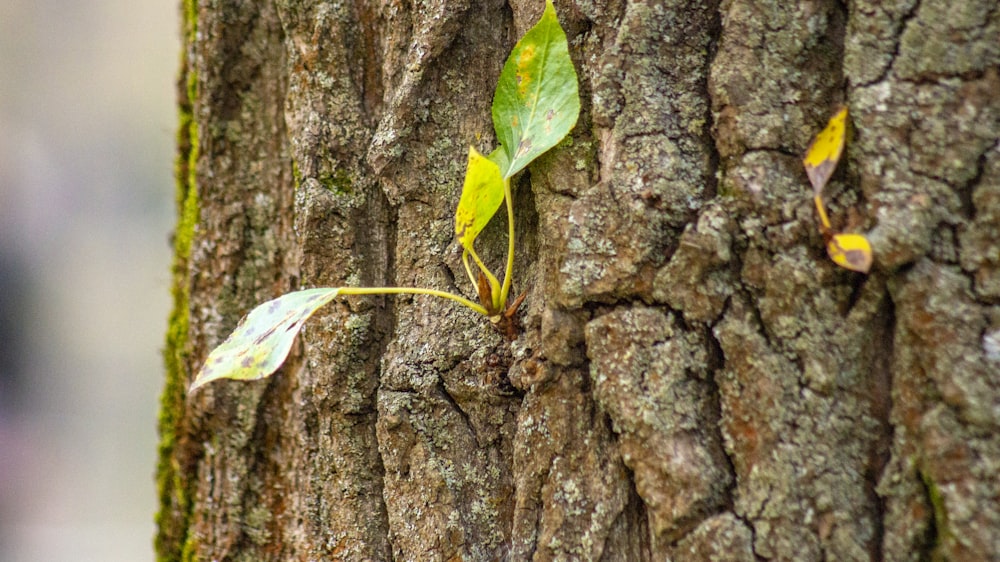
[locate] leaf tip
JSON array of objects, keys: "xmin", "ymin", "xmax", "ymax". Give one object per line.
[
  {"xmin": 188, "ymin": 365, "xmax": 219, "ymax": 393},
  {"xmin": 803, "ymin": 106, "xmax": 849, "ymax": 194}
]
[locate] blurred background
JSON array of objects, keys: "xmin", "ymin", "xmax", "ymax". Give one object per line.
[{"xmin": 1, "ymin": 1, "xmax": 177, "ymax": 559}]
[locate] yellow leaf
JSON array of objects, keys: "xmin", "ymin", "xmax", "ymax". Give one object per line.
[
  {"xmin": 803, "ymin": 106, "xmax": 848, "ymax": 195},
  {"xmin": 827, "ymin": 233, "xmax": 873, "ymax": 274},
  {"xmin": 455, "ymin": 146, "xmax": 505, "ymax": 251}
]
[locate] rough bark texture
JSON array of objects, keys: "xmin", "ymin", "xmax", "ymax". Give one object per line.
[{"xmin": 157, "ymin": 0, "xmax": 999, "ymax": 560}]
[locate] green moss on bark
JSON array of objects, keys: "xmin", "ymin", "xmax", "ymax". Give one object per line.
[
  {"xmin": 155, "ymin": 1, "xmax": 199, "ymax": 558},
  {"xmin": 919, "ymin": 468, "xmax": 952, "ymax": 560}
]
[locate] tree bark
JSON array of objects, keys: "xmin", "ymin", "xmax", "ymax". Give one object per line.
[{"xmin": 156, "ymin": 0, "xmax": 1000, "ymax": 560}]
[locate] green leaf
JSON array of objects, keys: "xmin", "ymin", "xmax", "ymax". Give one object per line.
[
  {"xmin": 454, "ymin": 145, "xmax": 505, "ymax": 251},
  {"xmin": 487, "ymin": 145, "xmax": 510, "ymax": 173},
  {"xmin": 492, "ymin": 0, "xmax": 580, "ymax": 179},
  {"xmin": 189, "ymin": 288, "xmax": 341, "ymax": 391}
]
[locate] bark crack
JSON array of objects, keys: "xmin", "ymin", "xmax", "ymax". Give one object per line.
[
  {"xmin": 435, "ymin": 377, "xmax": 478, "ymax": 443},
  {"xmin": 856, "ymin": 0, "xmax": 922, "ymax": 89}
]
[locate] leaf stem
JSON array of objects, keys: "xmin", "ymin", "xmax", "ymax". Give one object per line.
[
  {"xmin": 813, "ymin": 194, "xmax": 832, "ymax": 230},
  {"xmin": 499, "ymin": 177, "xmax": 515, "ymax": 308},
  {"xmin": 338, "ymin": 286, "xmax": 489, "ymax": 316},
  {"xmin": 464, "ymin": 247, "xmax": 502, "ymax": 309},
  {"xmin": 461, "ymin": 250, "xmax": 479, "ymax": 292}
]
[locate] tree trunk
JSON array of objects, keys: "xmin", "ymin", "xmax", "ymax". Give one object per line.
[{"xmin": 156, "ymin": 0, "xmax": 1000, "ymax": 560}]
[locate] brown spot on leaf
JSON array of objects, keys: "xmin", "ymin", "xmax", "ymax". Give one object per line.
[
  {"xmin": 516, "ymin": 138, "xmax": 532, "ymax": 158},
  {"xmin": 254, "ymin": 326, "xmax": 278, "ymax": 346}
]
